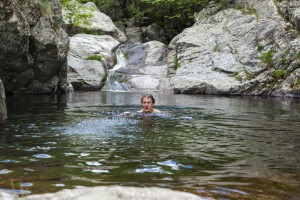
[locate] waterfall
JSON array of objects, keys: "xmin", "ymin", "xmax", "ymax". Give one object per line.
[{"xmin": 105, "ymin": 46, "xmax": 127, "ymax": 91}]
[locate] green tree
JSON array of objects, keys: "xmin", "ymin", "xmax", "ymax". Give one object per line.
[
  {"xmin": 138, "ymin": 0, "xmax": 210, "ymax": 39},
  {"xmin": 62, "ymin": 0, "xmax": 231, "ymax": 40},
  {"xmin": 61, "ymin": 0, "xmax": 93, "ymax": 27}
]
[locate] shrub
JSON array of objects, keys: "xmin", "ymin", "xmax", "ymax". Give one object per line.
[
  {"xmin": 61, "ymin": 0, "xmax": 93, "ymax": 27},
  {"xmin": 85, "ymin": 54, "xmax": 102, "ymax": 61},
  {"xmin": 256, "ymin": 43, "xmax": 263, "ymax": 52},
  {"xmin": 295, "ymin": 78, "xmax": 300, "ymax": 87},
  {"xmin": 173, "ymin": 54, "xmax": 180, "ymax": 69},
  {"xmin": 235, "ymin": 74, "xmax": 242, "ymax": 82},
  {"xmin": 212, "ymin": 45, "xmax": 218, "ymax": 52},
  {"xmin": 243, "ymin": 69, "xmax": 254, "ymax": 80},
  {"xmin": 259, "ymin": 50, "xmax": 275, "ymax": 65},
  {"xmin": 294, "ymin": 51, "xmax": 300, "ymax": 60},
  {"xmin": 273, "ymin": 69, "xmax": 287, "ymax": 80}
]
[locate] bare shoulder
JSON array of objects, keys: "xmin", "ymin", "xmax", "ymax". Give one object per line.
[{"xmin": 153, "ymin": 109, "xmax": 161, "ymax": 113}]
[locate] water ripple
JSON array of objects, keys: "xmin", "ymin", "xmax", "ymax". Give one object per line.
[
  {"xmin": 0, "ymin": 169, "xmax": 13, "ymax": 174},
  {"xmin": 90, "ymin": 169, "xmax": 109, "ymax": 173},
  {"xmin": 86, "ymin": 161, "xmax": 102, "ymax": 166},
  {"xmin": 20, "ymin": 183, "xmax": 33, "ymax": 187},
  {"xmin": 135, "ymin": 165, "xmax": 172, "ymax": 174},
  {"xmin": 33, "ymin": 154, "xmax": 53, "ymax": 159}
]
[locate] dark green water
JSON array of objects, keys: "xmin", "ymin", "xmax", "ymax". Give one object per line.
[{"xmin": 0, "ymin": 92, "xmax": 300, "ymax": 199}]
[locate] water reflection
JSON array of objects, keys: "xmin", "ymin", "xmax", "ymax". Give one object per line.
[{"xmin": 0, "ymin": 92, "xmax": 300, "ymax": 199}]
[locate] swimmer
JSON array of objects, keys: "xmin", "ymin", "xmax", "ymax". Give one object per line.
[{"xmin": 138, "ymin": 94, "xmax": 161, "ymax": 113}]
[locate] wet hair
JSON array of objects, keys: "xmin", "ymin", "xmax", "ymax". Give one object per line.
[{"xmin": 141, "ymin": 94, "xmax": 155, "ymax": 103}]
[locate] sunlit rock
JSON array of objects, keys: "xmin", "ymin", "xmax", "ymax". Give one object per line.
[
  {"xmin": 104, "ymin": 41, "xmax": 172, "ymax": 92},
  {"xmin": 68, "ymin": 34, "xmax": 119, "ymax": 90},
  {"xmin": 25, "ymin": 186, "xmax": 204, "ymax": 200},
  {"xmin": 169, "ymin": 0, "xmax": 300, "ymax": 97},
  {"xmin": 63, "ymin": 2, "xmax": 127, "ymax": 43}
]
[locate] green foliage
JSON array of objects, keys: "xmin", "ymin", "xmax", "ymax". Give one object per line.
[
  {"xmin": 88, "ymin": 0, "xmax": 214, "ymax": 40},
  {"xmin": 212, "ymin": 45, "xmax": 218, "ymax": 52},
  {"xmin": 280, "ymin": 57, "xmax": 288, "ymax": 66},
  {"xmin": 231, "ymin": 71, "xmax": 242, "ymax": 82},
  {"xmin": 295, "ymin": 78, "xmax": 300, "ymax": 87},
  {"xmin": 243, "ymin": 69, "xmax": 254, "ymax": 80},
  {"xmin": 235, "ymin": 75, "xmax": 242, "ymax": 82},
  {"xmin": 53, "ymin": 19, "xmax": 62, "ymax": 31},
  {"xmin": 38, "ymin": 0, "xmax": 52, "ymax": 16},
  {"xmin": 139, "ymin": 0, "xmax": 209, "ymax": 39},
  {"xmin": 76, "ymin": 27, "xmax": 100, "ymax": 35},
  {"xmin": 259, "ymin": 50, "xmax": 275, "ymax": 65},
  {"xmin": 173, "ymin": 54, "xmax": 180, "ymax": 69},
  {"xmin": 284, "ymin": 24, "xmax": 293, "ymax": 32},
  {"xmin": 61, "ymin": 0, "xmax": 93, "ymax": 27},
  {"xmin": 241, "ymin": 5, "xmax": 258, "ymax": 17},
  {"xmin": 274, "ymin": 0, "xmax": 284, "ymax": 17},
  {"xmin": 294, "ymin": 51, "xmax": 300, "ymax": 60},
  {"xmin": 85, "ymin": 54, "xmax": 102, "ymax": 61},
  {"xmin": 273, "ymin": 69, "xmax": 287, "ymax": 80},
  {"xmin": 232, "ymin": 71, "xmax": 239, "ymax": 76},
  {"xmin": 61, "ymin": 0, "xmax": 234, "ymax": 40},
  {"xmin": 128, "ymin": 1, "xmax": 146, "ymax": 22},
  {"xmin": 256, "ymin": 43, "xmax": 263, "ymax": 52}
]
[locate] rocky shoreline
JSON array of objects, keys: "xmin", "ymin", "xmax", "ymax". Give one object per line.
[
  {"xmin": 0, "ymin": 186, "xmax": 205, "ymax": 200},
  {"xmin": 1, "ymin": 0, "xmax": 300, "ymax": 97}
]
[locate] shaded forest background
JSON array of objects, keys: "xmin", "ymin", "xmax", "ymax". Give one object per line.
[{"xmin": 61, "ymin": 0, "xmax": 231, "ymax": 41}]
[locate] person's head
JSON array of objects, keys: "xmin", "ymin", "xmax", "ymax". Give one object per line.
[{"xmin": 140, "ymin": 94, "xmax": 155, "ymax": 113}]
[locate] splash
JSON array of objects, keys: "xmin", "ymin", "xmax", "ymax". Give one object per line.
[{"xmin": 63, "ymin": 117, "xmax": 139, "ymax": 136}]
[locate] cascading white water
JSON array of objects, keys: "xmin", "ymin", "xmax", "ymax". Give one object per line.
[{"xmin": 105, "ymin": 46, "xmax": 127, "ymax": 91}]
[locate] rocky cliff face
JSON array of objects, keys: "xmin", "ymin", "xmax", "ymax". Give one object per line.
[
  {"xmin": 169, "ymin": 0, "xmax": 300, "ymax": 97},
  {"xmin": 68, "ymin": 34, "xmax": 120, "ymax": 90},
  {"xmin": 0, "ymin": 0, "xmax": 69, "ymax": 94},
  {"xmin": 59, "ymin": 0, "xmax": 300, "ymax": 97}
]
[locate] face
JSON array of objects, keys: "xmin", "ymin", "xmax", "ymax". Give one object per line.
[{"xmin": 141, "ymin": 97, "xmax": 154, "ymax": 113}]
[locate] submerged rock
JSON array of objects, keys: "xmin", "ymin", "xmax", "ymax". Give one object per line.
[{"xmin": 24, "ymin": 186, "xmax": 204, "ymax": 200}]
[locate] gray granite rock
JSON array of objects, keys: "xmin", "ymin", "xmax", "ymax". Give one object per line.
[{"xmin": 25, "ymin": 186, "xmax": 204, "ymax": 200}]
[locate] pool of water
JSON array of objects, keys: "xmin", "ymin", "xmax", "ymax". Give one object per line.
[{"xmin": 0, "ymin": 92, "xmax": 300, "ymax": 199}]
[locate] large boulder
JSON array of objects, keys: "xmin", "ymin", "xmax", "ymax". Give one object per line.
[
  {"xmin": 0, "ymin": 0, "xmax": 70, "ymax": 94},
  {"xmin": 125, "ymin": 24, "xmax": 168, "ymax": 44},
  {"xmin": 0, "ymin": 79, "xmax": 7, "ymax": 123},
  {"xmin": 125, "ymin": 27, "xmax": 144, "ymax": 43},
  {"xmin": 143, "ymin": 23, "xmax": 168, "ymax": 44},
  {"xmin": 24, "ymin": 186, "xmax": 204, "ymax": 200},
  {"xmin": 103, "ymin": 41, "xmax": 172, "ymax": 92},
  {"xmin": 169, "ymin": 0, "xmax": 300, "ymax": 97},
  {"xmin": 63, "ymin": 2, "xmax": 127, "ymax": 43},
  {"xmin": 68, "ymin": 34, "xmax": 120, "ymax": 90}
]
